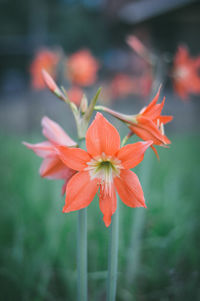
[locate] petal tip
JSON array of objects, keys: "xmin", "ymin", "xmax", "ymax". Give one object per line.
[
  {"xmin": 103, "ymin": 217, "xmax": 111, "ymax": 227},
  {"xmin": 63, "ymin": 205, "xmax": 70, "ymax": 213},
  {"xmin": 95, "ymin": 112, "xmax": 104, "ymax": 120}
]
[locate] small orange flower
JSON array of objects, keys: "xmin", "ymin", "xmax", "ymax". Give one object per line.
[
  {"xmin": 110, "ymin": 73, "xmax": 135, "ymax": 99},
  {"xmin": 129, "ymin": 88, "xmax": 172, "ymax": 150},
  {"xmin": 66, "ymin": 49, "xmax": 99, "ymax": 86},
  {"xmin": 172, "ymin": 45, "xmax": 200, "ymax": 100},
  {"xmin": 96, "ymin": 88, "xmax": 172, "ymax": 158},
  {"xmin": 23, "ymin": 116, "xmax": 76, "ymax": 194},
  {"xmin": 56, "ymin": 113, "xmax": 152, "ymax": 227},
  {"xmin": 30, "ymin": 49, "xmax": 60, "ymax": 90},
  {"xmin": 136, "ymin": 72, "xmax": 152, "ymax": 99}
]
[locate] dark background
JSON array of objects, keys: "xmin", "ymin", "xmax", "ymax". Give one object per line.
[{"xmin": 0, "ymin": 1, "xmax": 200, "ymax": 300}]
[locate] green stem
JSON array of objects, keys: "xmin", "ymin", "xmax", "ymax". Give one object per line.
[
  {"xmin": 77, "ymin": 138, "xmax": 87, "ymax": 301},
  {"xmin": 77, "ymin": 208, "xmax": 88, "ymax": 301},
  {"xmin": 107, "ymin": 197, "xmax": 119, "ymax": 301},
  {"xmin": 126, "ymin": 150, "xmax": 153, "ymax": 286}
]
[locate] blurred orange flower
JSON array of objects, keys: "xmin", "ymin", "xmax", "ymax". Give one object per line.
[
  {"xmin": 137, "ymin": 72, "xmax": 152, "ymax": 99},
  {"xmin": 23, "ymin": 116, "xmax": 76, "ymax": 194},
  {"xmin": 172, "ymin": 45, "xmax": 200, "ymax": 100},
  {"xmin": 110, "ymin": 73, "xmax": 135, "ymax": 98},
  {"xmin": 66, "ymin": 49, "xmax": 99, "ymax": 86},
  {"xmin": 56, "ymin": 113, "xmax": 152, "ymax": 227},
  {"xmin": 30, "ymin": 49, "xmax": 60, "ymax": 90},
  {"xmin": 107, "ymin": 72, "xmax": 152, "ymax": 101},
  {"xmin": 67, "ymin": 86, "xmax": 84, "ymax": 105}
]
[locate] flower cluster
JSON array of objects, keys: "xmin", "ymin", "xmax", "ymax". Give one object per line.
[
  {"xmin": 24, "ymin": 70, "xmax": 172, "ymax": 226},
  {"xmin": 30, "ymin": 48, "xmax": 99, "ymax": 106}
]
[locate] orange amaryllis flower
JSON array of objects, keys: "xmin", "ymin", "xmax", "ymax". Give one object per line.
[
  {"xmin": 172, "ymin": 45, "xmax": 200, "ymax": 100},
  {"xmin": 23, "ymin": 116, "xmax": 76, "ymax": 194},
  {"xmin": 96, "ymin": 88, "xmax": 172, "ymax": 158},
  {"xmin": 30, "ymin": 48, "xmax": 60, "ymax": 90},
  {"xmin": 66, "ymin": 49, "xmax": 99, "ymax": 86},
  {"xmin": 56, "ymin": 113, "xmax": 152, "ymax": 227}
]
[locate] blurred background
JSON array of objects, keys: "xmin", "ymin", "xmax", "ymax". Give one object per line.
[{"xmin": 0, "ymin": 0, "xmax": 200, "ymax": 300}]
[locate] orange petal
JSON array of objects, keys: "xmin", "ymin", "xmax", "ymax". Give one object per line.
[
  {"xmin": 131, "ymin": 116, "xmax": 168, "ymax": 145},
  {"xmin": 86, "ymin": 112, "xmax": 120, "ymax": 157},
  {"xmin": 23, "ymin": 141, "xmax": 55, "ymax": 158},
  {"xmin": 114, "ymin": 169, "xmax": 146, "ymax": 208},
  {"xmin": 151, "ymin": 145, "xmax": 160, "ymax": 160},
  {"xmin": 56, "ymin": 146, "xmax": 91, "ymax": 171},
  {"xmin": 99, "ymin": 183, "xmax": 117, "ymax": 227},
  {"xmin": 143, "ymin": 86, "xmax": 161, "ymax": 114},
  {"xmin": 117, "ymin": 141, "xmax": 152, "ymax": 169},
  {"xmin": 143, "ymin": 97, "xmax": 165, "ymax": 121},
  {"xmin": 42, "ymin": 116, "xmax": 76, "ymax": 146},
  {"xmin": 40, "ymin": 156, "xmax": 73, "ymax": 179},
  {"xmin": 158, "ymin": 115, "xmax": 173, "ymax": 124},
  {"xmin": 63, "ymin": 171, "xmax": 98, "ymax": 212},
  {"xmin": 61, "ymin": 172, "xmax": 77, "ymax": 195}
]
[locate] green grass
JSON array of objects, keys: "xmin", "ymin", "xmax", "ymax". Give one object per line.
[{"xmin": 0, "ymin": 133, "xmax": 200, "ymax": 301}]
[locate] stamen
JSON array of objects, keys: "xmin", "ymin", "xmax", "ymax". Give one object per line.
[{"xmin": 85, "ymin": 154, "xmax": 121, "ymax": 197}]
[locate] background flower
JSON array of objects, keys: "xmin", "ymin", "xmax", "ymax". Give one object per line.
[
  {"xmin": 30, "ymin": 48, "xmax": 60, "ymax": 90},
  {"xmin": 172, "ymin": 45, "xmax": 200, "ymax": 100},
  {"xmin": 66, "ymin": 49, "xmax": 99, "ymax": 86}
]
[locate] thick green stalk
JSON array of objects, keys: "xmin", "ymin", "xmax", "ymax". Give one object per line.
[
  {"xmin": 107, "ymin": 197, "xmax": 119, "ymax": 301},
  {"xmin": 77, "ymin": 208, "xmax": 88, "ymax": 301},
  {"xmin": 77, "ymin": 139, "xmax": 88, "ymax": 301},
  {"xmin": 126, "ymin": 150, "xmax": 153, "ymax": 285}
]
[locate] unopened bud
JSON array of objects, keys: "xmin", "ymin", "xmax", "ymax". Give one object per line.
[
  {"xmin": 42, "ymin": 69, "xmax": 63, "ymax": 98},
  {"xmin": 80, "ymin": 94, "xmax": 88, "ymax": 114}
]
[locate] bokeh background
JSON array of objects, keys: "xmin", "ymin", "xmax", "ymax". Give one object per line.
[{"xmin": 0, "ymin": 0, "xmax": 200, "ymax": 300}]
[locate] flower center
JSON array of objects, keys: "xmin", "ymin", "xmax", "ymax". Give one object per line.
[
  {"xmin": 174, "ymin": 66, "xmax": 189, "ymax": 79},
  {"xmin": 85, "ymin": 153, "xmax": 121, "ymax": 194}
]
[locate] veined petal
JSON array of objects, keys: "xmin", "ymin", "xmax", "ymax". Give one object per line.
[
  {"xmin": 61, "ymin": 171, "xmax": 77, "ymax": 195},
  {"xmin": 131, "ymin": 116, "xmax": 169, "ymax": 145},
  {"xmin": 86, "ymin": 112, "xmax": 120, "ymax": 157},
  {"xmin": 56, "ymin": 146, "xmax": 91, "ymax": 171},
  {"xmin": 23, "ymin": 141, "xmax": 55, "ymax": 158},
  {"xmin": 117, "ymin": 141, "xmax": 153, "ymax": 169},
  {"xmin": 42, "ymin": 116, "xmax": 76, "ymax": 146},
  {"xmin": 40, "ymin": 156, "xmax": 72, "ymax": 179},
  {"xmin": 142, "ymin": 86, "xmax": 161, "ymax": 114},
  {"xmin": 114, "ymin": 169, "xmax": 146, "ymax": 208},
  {"xmin": 143, "ymin": 97, "xmax": 165, "ymax": 120},
  {"xmin": 99, "ymin": 183, "xmax": 117, "ymax": 227},
  {"xmin": 63, "ymin": 171, "xmax": 99, "ymax": 212}
]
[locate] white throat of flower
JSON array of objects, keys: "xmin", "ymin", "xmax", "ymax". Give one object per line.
[
  {"xmin": 85, "ymin": 153, "xmax": 122, "ymax": 195},
  {"xmin": 174, "ymin": 66, "xmax": 189, "ymax": 79}
]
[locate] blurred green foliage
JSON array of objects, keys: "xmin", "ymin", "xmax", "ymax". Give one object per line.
[{"xmin": 0, "ymin": 133, "xmax": 200, "ymax": 300}]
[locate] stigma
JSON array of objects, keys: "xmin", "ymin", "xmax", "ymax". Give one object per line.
[{"xmin": 85, "ymin": 153, "xmax": 122, "ymax": 194}]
